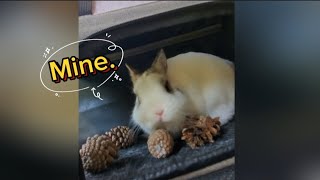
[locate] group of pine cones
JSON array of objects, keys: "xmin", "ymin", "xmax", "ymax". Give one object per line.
[
  {"xmin": 80, "ymin": 115, "xmax": 222, "ymax": 173},
  {"xmin": 147, "ymin": 115, "xmax": 222, "ymax": 158},
  {"xmin": 79, "ymin": 126, "xmax": 135, "ymax": 173}
]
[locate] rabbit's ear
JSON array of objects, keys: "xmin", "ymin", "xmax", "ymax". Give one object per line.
[
  {"xmin": 151, "ymin": 49, "xmax": 167, "ymax": 74},
  {"xmin": 126, "ymin": 64, "xmax": 140, "ymax": 84}
]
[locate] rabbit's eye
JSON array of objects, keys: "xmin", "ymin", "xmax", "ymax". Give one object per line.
[{"xmin": 164, "ymin": 80, "xmax": 173, "ymax": 93}]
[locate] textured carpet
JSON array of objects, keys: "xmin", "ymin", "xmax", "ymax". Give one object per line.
[{"xmin": 84, "ymin": 120, "xmax": 234, "ymax": 180}]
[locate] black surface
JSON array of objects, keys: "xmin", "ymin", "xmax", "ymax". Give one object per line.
[{"xmin": 84, "ymin": 120, "xmax": 234, "ymax": 180}]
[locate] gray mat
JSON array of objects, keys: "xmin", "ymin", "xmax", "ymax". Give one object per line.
[{"xmin": 84, "ymin": 120, "xmax": 234, "ymax": 180}]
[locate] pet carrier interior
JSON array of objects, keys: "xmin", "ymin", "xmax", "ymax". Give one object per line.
[{"xmin": 79, "ymin": 1, "xmax": 234, "ymax": 179}]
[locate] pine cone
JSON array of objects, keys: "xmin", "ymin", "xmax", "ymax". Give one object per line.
[
  {"xmin": 181, "ymin": 115, "xmax": 221, "ymax": 149},
  {"xmin": 147, "ymin": 129, "xmax": 174, "ymax": 159},
  {"xmin": 79, "ymin": 134, "xmax": 118, "ymax": 173},
  {"xmin": 105, "ymin": 126, "xmax": 135, "ymax": 149}
]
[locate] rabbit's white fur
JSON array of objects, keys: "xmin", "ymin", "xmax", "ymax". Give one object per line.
[{"xmin": 126, "ymin": 50, "xmax": 234, "ymax": 138}]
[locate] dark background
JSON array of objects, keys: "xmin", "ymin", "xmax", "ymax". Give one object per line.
[
  {"xmin": 0, "ymin": 1, "xmax": 320, "ymax": 180},
  {"xmin": 236, "ymin": 2, "xmax": 320, "ymax": 180}
]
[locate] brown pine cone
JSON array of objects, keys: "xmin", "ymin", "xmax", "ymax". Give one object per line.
[
  {"xmin": 79, "ymin": 134, "xmax": 118, "ymax": 173},
  {"xmin": 147, "ymin": 129, "xmax": 174, "ymax": 159},
  {"xmin": 181, "ymin": 115, "xmax": 221, "ymax": 149},
  {"xmin": 105, "ymin": 126, "xmax": 135, "ymax": 149}
]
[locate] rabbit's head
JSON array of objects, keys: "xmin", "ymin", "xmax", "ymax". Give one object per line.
[{"xmin": 126, "ymin": 49, "xmax": 187, "ymax": 136}]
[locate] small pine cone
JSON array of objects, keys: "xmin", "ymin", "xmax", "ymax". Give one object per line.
[
  {"xmin": 147, "ymin": 129, "xmax": 174, "ymax": 159},
  {"xmin": 181, "ymin": 115, "xmax": 221, "ymax": 149},
  {"xmin": 105, "ymin": 126, "xmax": 135, "ymax": 149},
  {"xmin": 79, "ymin": 134, "xmax": 118, "ymax": 173}
]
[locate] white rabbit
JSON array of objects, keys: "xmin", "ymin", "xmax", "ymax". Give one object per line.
[{"xmin": 126, "ymin": 49, "xmax": 234, "ymax": 138}]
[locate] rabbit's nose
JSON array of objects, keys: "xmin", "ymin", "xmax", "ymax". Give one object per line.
[{"xmin": 155, "ymin": 109, "xmax": 164, "ymax": 116}]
